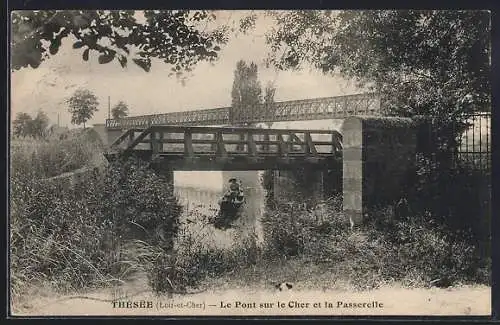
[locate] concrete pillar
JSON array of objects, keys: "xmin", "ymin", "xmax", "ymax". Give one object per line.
[
  {"xmin": 342, "ymin": 118, "xmax": 364, "ymax": 226},
  {"xmin": 342, "ymin": 117, "xmax": 418, "ymax": 226},
  {"xmin": 272, "ymin": 170, "xmax": 288, "ymax": 204}
]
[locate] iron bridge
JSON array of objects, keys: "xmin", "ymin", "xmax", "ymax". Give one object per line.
[{"xmin": 105, "ymin": 93, "xmax": 381, "ymax": 129}]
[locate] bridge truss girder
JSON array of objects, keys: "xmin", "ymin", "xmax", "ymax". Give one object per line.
[{"xmin": 105, "ymin": 93, "xmax": 381, "ymax": 129}]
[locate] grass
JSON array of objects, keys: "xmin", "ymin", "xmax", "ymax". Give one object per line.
[
  {"xmin": 159, "ymin": 194, "xmax": 490, "ymax": 293},
  {"xmin": 10, "ymin": 129, "xmax": 182, "ymax": 302},
  {"xmin": 11, "ymin": 128, "xmax": 106, "ymax": 179}
]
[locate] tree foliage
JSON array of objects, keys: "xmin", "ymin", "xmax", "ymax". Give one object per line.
[
  {"xmin": 264, "ymin": 10, "xmax": 490, "ymax": 149},
  {"xmin": 67, "ymin": 88, "xmax": 99, "ymax": 128},
  {"xmin": 31, "ymin": 111, "xmax": 50, "ymax": 138},
  {"xmin": 12, "ymin": 111, "xmax": 50, "ymax": 138},
  {"xmin": 230, "ymin": 60, "xmax": 263, "ymax": 124},
  {"xmin": 263, "ymin": 81, "xmax": 276, "ymax": 107},
  {"xmin": 263, "ymin": 81, "xmax": 277, "ymax": 125},
  {"xmin": 11, "ymin": 10, "xmax": 228, "ymax": 73},
  {"xmin": 97, "ymin": 158, "xmax": 182, "ymax": 250},
  {"xmin": 12, "ymin": 112, "xmax": 33, "ymax": 138},
  {"xmin": 111, "ymin": 101, "xmax": 129, "ymax": 119}
]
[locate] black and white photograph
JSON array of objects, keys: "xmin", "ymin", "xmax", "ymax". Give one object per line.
[{"xmin": 9, "ymin": 9, "xmax": 491, "ymax": 316}]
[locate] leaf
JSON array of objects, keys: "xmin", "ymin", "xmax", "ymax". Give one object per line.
[
  {"xmin": 132, "ymin": 58, "xmax": 151, "ymax": 72},
  {"xmin": 73, "ymin": 41, "xmax": 85, "ymax": 49},
  {"xmin": 49, "ymin": 43, "xmax": 59, "ymax": 55},
  {"xmin": 118, "ymin": 55, "xmax": 127, "ymax": 68},
  {"xmin": 48, "ymin": 36, "xmax": 63, "ymax": 56},
  {"xmin": 28, "ymin": 57, "xmax": 41, "ymax": 69},
  {"xmin": 98, "ymin": 53, "xmax": 115, "ymax": 64},
  {"xmin": 82, "ymin": 48, "xmax": 90, "ymax": 61}
]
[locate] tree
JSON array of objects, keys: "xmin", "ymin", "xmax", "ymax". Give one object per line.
[
  {"xmin": 11, "ymin": 10, "xmax": 228, "ymax": 74},
  {"xmin": 261, "ymin": 82, "xmax": 276, "ymax": 153},
  {"xmin": 231, "ymin": 60, "xmax": 262, "ymax": 125},
  {"xmin": 31, "ymin": 110, "xmax": 50, "ymax": 138},
  {"xmin": 67, "ymin": 89, "xmax": 99, "ymax": 128},
  {"xmin": 12, "ymin": 111, "xmax": 50, "ymax": 138},
  {"xmin": 263, "ymin": 10, "xmax": 490, "ymax": 151},
  {"xmin": 111, "ymin": 101, "xmax": 129, "ymax": 119},
  {"xmin": 230, "ymin": 61, "xmax": 277, "ymax": 151},
  {"xmin": 263, "ymin": 81, "xmax": 276, "ymax": 126},
  {"xmin": 12, "ymin": 112, "xmax": 33, "ymax": 138}
]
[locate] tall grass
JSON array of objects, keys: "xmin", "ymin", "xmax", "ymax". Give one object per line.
[
  {"xmin": 259, "ymin": 195, "xmax": 490, "ymax": 290},
  {"xmin": 10, "ymin": 131, "xmax": 183, "ymax": 300},
  {"xmin": 118, "ymin": 203, "xmax": 261, "ymax": 294},
  {"xmin": 11, "ymin": 129, "xmax": 105, "ymax": 179},
  {"xmin": 10, "ymin": 130, "xmax": 110, "ymax": 296}
]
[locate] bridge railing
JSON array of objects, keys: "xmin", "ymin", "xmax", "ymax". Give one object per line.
[
  {"xmin": 110, "ymin": 125, "xmax": 343, "ymax": 158},
  {"xmin": 105, "ymin": 93, "xmax": 380, "ymax": 129},
  {"xmin": 105, "ymin": 107, "xmax": 230, "ymax": 129}
]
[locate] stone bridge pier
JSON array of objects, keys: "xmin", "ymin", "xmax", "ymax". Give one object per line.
[{"xmin": 342, "ymin": 116, "xmax": 418, "ymax": 226}]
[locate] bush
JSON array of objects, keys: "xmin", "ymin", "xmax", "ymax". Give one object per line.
[
  {"xmin": 260, "ymin": 167, "xmax": 341, "ymax": 209},
  {"xmin": 411, "ymin": 153, "xmax": 491, "ymax": 258},
  {"xmin": 260, "ymin": 195, "xmax": 346, "ymax": 260},
  {"xmin": 10, "ymin": 135, "xmax": 183, "ymax": 297},
  {"xmin": 96, "ymin": 157, "xmax": 182, "ymax": 250},
  {"xmin": 260, "ymin": 193, "xmax": 489, "ymax": 290},
  {"xmin": 363, "ymin": 210, "xmax": 490, "ymax": 288}
]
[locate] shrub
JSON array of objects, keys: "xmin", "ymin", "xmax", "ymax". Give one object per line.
[
  {"xmin": 260, "ymin": 167, "xmax": 342, "ymax": 210},
  {"xmin": 95, "ymin": 157, "xmax": 183, "ymax": 250},
  {"xmin": 10, "ymin": 135, "xmax": 183, "ymax": 297},
  {"xmin": 260, "ymin": 193, "xmax": 489, "ymax": 290},
  {"xmin": 411, "ymin": 153, "xmax": 491, "ymax": 258},
  {"xmin": 260, "ymin": 195, "xmax": 347, "ymax": 260},
  {"xmin": 363, "ymin": 210, "xmax": 490, "ymax": 288}
]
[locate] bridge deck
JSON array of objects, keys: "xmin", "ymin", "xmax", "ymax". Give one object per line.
[
  {"xmin": 105, "ymin": 93, "xmax": 380, "ymax": 129},
  {"xmin": 104, "ymin": 125, "xmax": 343, "ymax": 171}
]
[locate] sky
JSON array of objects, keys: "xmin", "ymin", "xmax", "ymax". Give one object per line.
[{"xmin": 10, "ymin": 10, "xmax": 362, "ymax": 128}]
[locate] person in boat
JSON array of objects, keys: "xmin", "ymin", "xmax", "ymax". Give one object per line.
[
  {"xmin": 214, "ymin": 178, "xmax": 245, "ymax": 229},
  {"xmin": 220, "ymin": 178, "xmax": 245, "ymax": 205}
]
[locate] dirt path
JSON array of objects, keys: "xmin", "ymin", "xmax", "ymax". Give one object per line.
[{"xmin": 12, "ymin": 280, "xmax": 491, "ymax": 317}]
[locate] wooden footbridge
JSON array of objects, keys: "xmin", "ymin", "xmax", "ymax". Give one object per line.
[
  {"xmin": 104, "ymin": 93, "xmax": 381, "ymax": 170},
  {"xmin": 105, "ymin": 125, "xmax": 343, "ymax": 170}
]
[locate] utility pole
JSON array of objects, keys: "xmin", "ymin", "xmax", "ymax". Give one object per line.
[{"xmin": 108, "ymin": 96, "xmax": 111, "ymax": 119}]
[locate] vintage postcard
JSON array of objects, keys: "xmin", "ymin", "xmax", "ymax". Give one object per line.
[{"xmin": 9, "ymin": 9, "xmax": 491, "ymax": 317}]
